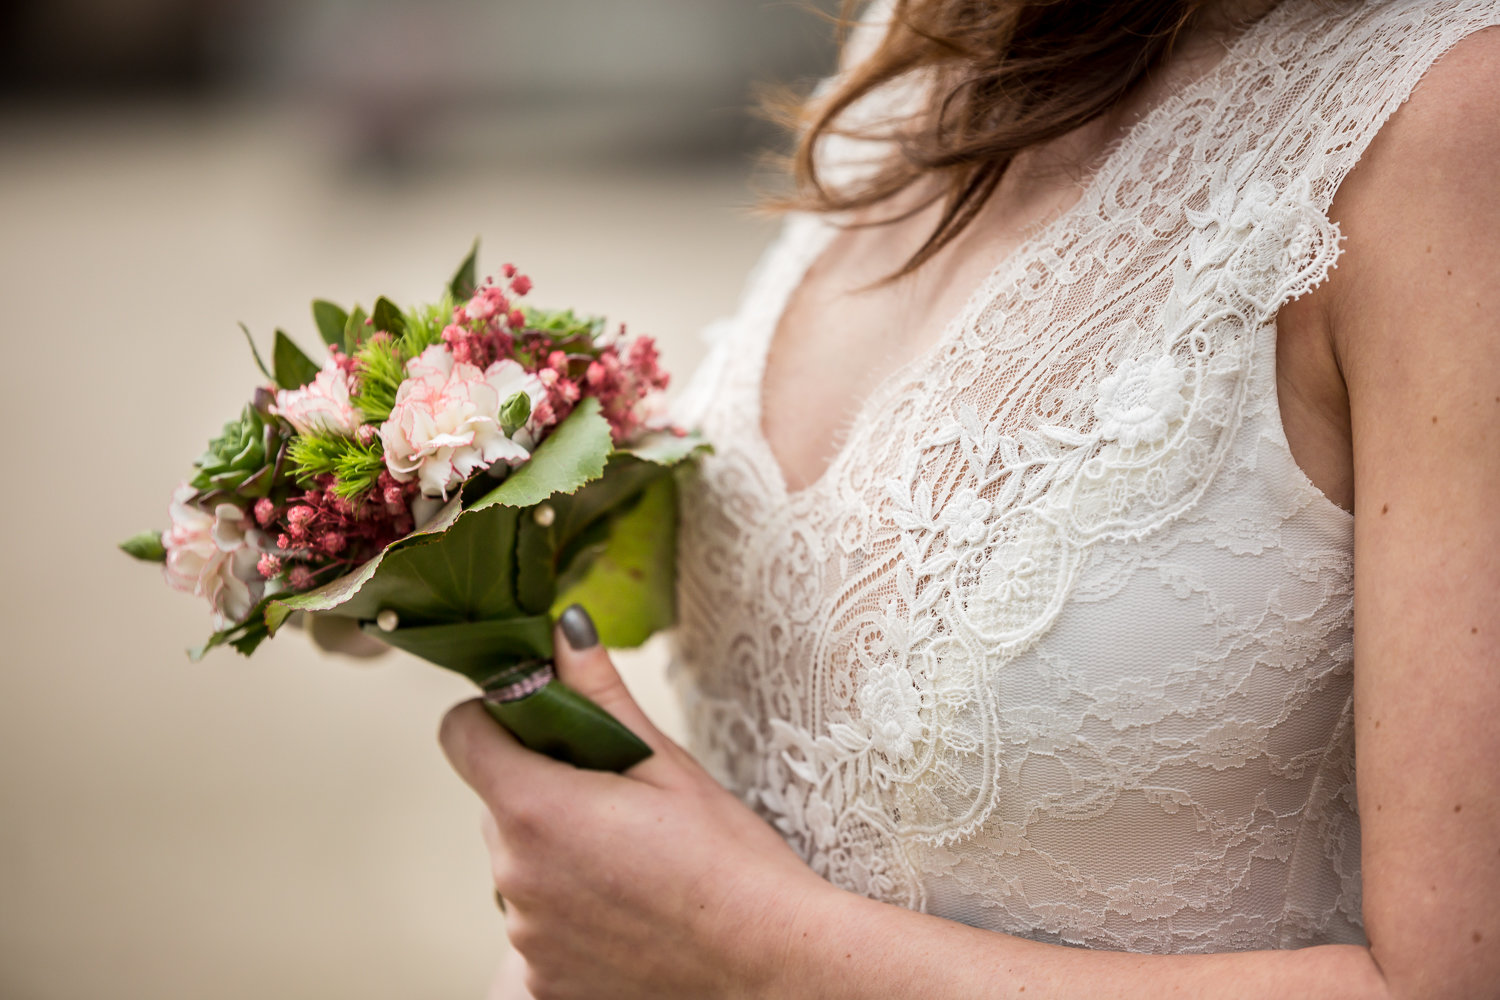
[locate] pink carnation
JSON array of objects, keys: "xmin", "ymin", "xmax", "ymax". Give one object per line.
[
  {"xmin": 161, "ymin": 483, "xmax": 269, "ymax": 630},
  {"xmin": 379, "ymin": 345, "xmax": 547, "ymax": 498},
  {"xmin": 274, "ymin": 358, "xmax": 362, "ymax": 437}
]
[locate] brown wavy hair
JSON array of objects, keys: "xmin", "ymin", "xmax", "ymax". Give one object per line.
[{"xmin": 768, "ymin": 0, "xmax": 1226, "ymax": 278}]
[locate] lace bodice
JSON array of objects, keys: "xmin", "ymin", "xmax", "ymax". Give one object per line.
[{"xmin": 669, "ymin": 0, "xmax": 1500, "ymax": 953}]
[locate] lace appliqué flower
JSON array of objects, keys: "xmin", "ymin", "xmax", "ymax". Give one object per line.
[
  {"xmin": 938, "ymin": 487, "xmax": 992, "ymax": 547},
  {"xmin": 977, "ymin": 541, "xmax": 1038, "ymax": 604},
  {"xmin": 1092, "ymin": 355, "xmax": 1188, "ymax": 448},
  {"xmin": 855, "ymin": 659, "xmax": 925, "ymax": 761}
]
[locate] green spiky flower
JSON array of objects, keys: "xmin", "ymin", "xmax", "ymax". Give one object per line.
[{"xmin": 286, "ymin": 430, "xmax": 387, "ymax": 500}]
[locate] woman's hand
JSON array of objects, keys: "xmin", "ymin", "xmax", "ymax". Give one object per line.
[{"xmin": 438, "ymin": 606, "xmax": 833, "ymax": 1000}]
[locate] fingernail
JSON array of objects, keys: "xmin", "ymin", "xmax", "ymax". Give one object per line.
[{"xmin": 558, "ymin": 604, "xmax": 598, "ymax": 651}]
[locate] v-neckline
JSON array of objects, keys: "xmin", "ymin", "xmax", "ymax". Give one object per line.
[{"xmin": 744, "ymin": 1, "xmax": 1290, "ymax": 509}]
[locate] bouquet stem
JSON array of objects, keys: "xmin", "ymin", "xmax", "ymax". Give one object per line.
[{"xmin": 479, "ymin": 660, "xmax": 652, "ymax": 772}]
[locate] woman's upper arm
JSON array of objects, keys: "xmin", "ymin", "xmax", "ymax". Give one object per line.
[{"xmin": 1322, "ymin": 28, "xmax": 1500, "ymax": 1000}]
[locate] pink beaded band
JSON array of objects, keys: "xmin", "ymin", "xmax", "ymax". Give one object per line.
[{"xmin": 483, "ymin": 662, "xmax": 555, "ymax": 704}]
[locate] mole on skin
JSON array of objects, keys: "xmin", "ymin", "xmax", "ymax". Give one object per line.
[{"xmin": 1381, "ymin": 503, "xmax": 1390, "ymax": 514}]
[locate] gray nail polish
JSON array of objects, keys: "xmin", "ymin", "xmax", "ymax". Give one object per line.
[{"xmin": 559, "ymin": 604, "xmax": 598, "ymax": 651}]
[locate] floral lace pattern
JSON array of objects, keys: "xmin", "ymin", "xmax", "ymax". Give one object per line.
[{"xmin": 669, "ymin": 0, "xmax": 1500, "ymax": 953}]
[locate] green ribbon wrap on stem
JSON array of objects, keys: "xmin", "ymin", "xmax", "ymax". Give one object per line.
[{"xmin": 364, "ymin": 615, "xmax": 652, "ymax": 772}]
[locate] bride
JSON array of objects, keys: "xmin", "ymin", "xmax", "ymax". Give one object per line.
[{"xmin": 437, "ymin": 0, "xmax": 1500, "ymax": 996}]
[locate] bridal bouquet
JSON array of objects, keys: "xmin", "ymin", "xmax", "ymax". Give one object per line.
[{"xmin": 120, "ymin": 244, "xmax": 703, "ymax": 771}]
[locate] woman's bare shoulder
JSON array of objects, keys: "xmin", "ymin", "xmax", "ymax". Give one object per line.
[{"xmin": 1315, "ymin": 23, "xmax": 1500, "ymax": 368}]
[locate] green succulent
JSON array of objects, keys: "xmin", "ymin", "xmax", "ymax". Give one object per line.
[{"xmin": 190, "ymin": 394, "xmax": 291, "ymax": 504}]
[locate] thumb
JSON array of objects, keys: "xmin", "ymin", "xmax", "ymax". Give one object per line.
[{"xmin": 553, "ymin": 603, "xmax": 686, "ymax": 784}]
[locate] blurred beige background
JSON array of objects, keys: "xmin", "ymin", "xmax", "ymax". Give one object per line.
[{"xmin": 0, "ymin": 3, "xmax": 833, "ymax": 997}]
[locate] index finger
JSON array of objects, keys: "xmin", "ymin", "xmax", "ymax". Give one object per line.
[{"xmin": 438, "ymin": 697, "xmax": 573, "ymax": 818}]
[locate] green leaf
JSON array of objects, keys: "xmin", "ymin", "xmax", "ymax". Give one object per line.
[
  {"xmin": 343, "ymin": 305, "xmax": 368, "ymax": 354},
  {"xmin": 514, "ymin": 512, "xmax": 558, "ymax": 615},
  {"xmin": 312, "ymin": 300, "xmax": 348, "ymax": 348},
  {"xmin": 273, "ymin": 329, "xmax": 321, "ymax": 390},
  {"xmin": 448, "ymin": 238, "xmax": 479, "ymax": 302},
  {"xmin": 119, "ymin": 530, "xmax": 166, "ymax": 563},
  {"xmin": 623, "ymin": 429, "xmax": 711, "ymax": 466},
  {"xmin": 276, "ymin": 502, "xmax": 520, "ymax": 625},
  {"xmin": 359, "ymin": 615, "xmax": 553, "ymax": 683},
  {"xmin": 267, "ymin": 496, "xmax": 464, "ymax": 622},
  {"xmin": 239, "ymin": 323, "xmax": 273, "ymax": 381},
  {"xmin": 551, "ymin": 474, "xmax": 678, "ymax": 649},
  {"xmin": 471, "ymin": 397, "xmax": 612, "ymax": 511},
  {"xmin": 371, "ymin": 296, "xmax": 407, "ymax": 337},
  {"xmin": 190, "ymin": 593, "xmax": 279, "ymax": 661},
  {"xmin": 549, "ymin": 454, "xmax": 671, "ymax": 555}
]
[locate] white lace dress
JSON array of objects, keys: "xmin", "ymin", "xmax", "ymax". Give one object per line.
[{"xmin": 669, "ymin": 0, "xmax": 1500, "ymax": 953}]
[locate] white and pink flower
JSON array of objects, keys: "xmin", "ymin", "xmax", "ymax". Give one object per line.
[
  {"xmin": 379, "ymin": 344, "xmax": 547, "ymax": 499},
  {"xmin": 274, "ymin": 358, "xmax": 361, "ymax": 437},
  {"xmin": 161, "ymin": 483, "xmax": 270, "ymax": 629}
]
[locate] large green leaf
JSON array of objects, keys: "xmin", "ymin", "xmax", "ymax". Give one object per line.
[
  {"xmin": 514, "ymin": 513, "xmax": 558, "ymax": 616},
  {"xmin": 311, "ymin": 300, "xmax": 348, "ymax": 348},
  {"xmin": 278, "ymin": 503, "xmax": 520, "ymax": 627},
  {"xmin": 470, "ymin": 397, "xmax": 613, "ymax": 510},
  {"xmin": 506, "ymin": 440, "xmax": 703, "ymax": 620},
  {"xmin": 363, "ymin": 615, "xmax": 552, "ymax": 682},
  {"xmin": 273, "ymin": 329, "xmax": 321, "ymax": 390},
  {"xmin": 622, "ymin": 429, "xmax": 711, "ymax": 466},
  {"xmin": 266, "ymin": 495, "xmax": 465, "ymax": 628},
  {"xmin": 510, "ymin": 456, "xmax": 656, "ymax": 617},
  {"xmin": 551, "ymin": 474, "xmax": 678, "ymax": 649}
]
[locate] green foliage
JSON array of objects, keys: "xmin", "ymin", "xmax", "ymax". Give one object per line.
[
  {"xmin": 282, "ymin": 503, "xmax": 523, "ymax": 632},
  {"xmin": 349, "ymin": 332, "xmax": 407, "ymax": 423},
  {"xmin": 343, "ymin": 297, "xmax": 453, "ymax": 424},
  {"xmin": 312, "ymin": 300, "xmax": 348, "ymax": 348},
  {"xmin": 361, "ymin": 614, "xmax": 549, "ymax": 682},
  {"xmin": 371, "ymin": 296, "xmax": 407, "ymax": 337},
  {"xmin": 551, "ymin": 474, "xmax": 678, "ymax": 649},
  {"xmin": 119, "ymin": 531, "xmax": 166, "ymax": 563},
  {"xmin": 273, "ymin": 330, "xmax": 321, "ymax": 390},
  {"xmin": 343, "ymin": 305, "xmax": 369, "ymax": 354},
  {"xmin": 191, "ymin": 403, "xmax": 285, "ymax": 501},
  {"xmin": 190, "ymin": 593, "xmax": 276, "ymax": 661},
  {"xmin": 399, "ymin": 299, "xmax": 451, "ymax": 356},
  {"xmin": 286, "ymin": 431, "xmax": 385, "ymax": 498},
  {"xmin": 448, "ymin": 238, "xmax": 479, "ymax": 301}
]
